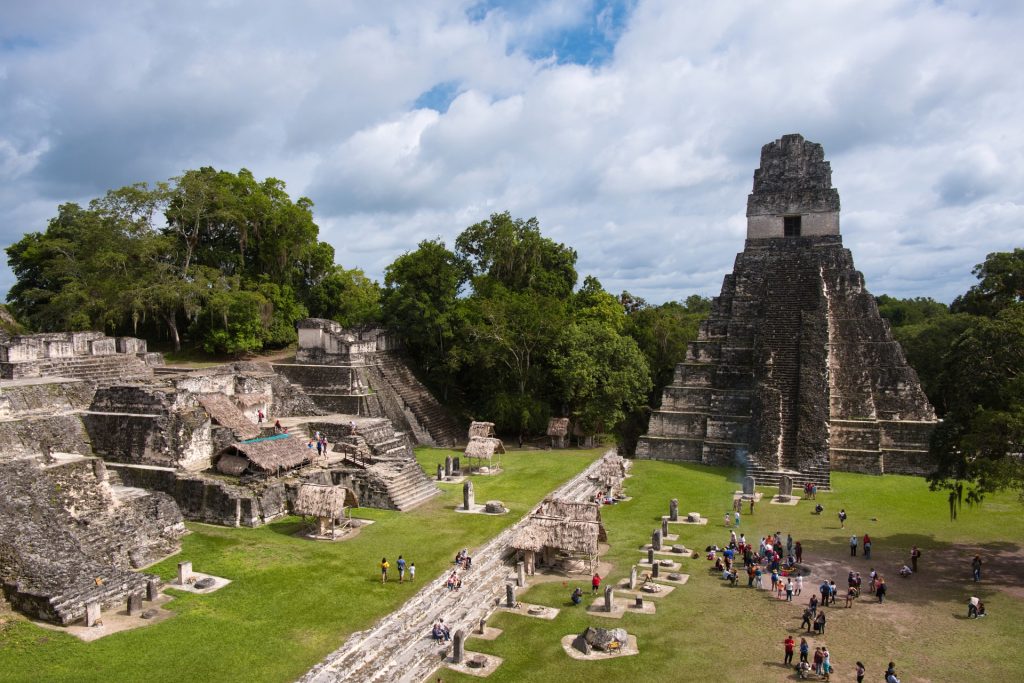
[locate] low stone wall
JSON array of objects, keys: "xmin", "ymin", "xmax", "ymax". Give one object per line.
[{"xmin": 0, "ymin": 414, "xmax": 92, "ymax": 462}]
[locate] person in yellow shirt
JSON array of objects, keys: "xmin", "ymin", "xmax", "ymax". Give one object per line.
[{"xmin": 380, "ymin": 557, "xmax": 390, "ymax": 583}]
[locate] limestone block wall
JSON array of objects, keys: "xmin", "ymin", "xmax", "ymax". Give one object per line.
[
  {"xmin": 0, "ymin": 414, "xmax": 92, "ymax": 461},
  {"xmin": 0, "ymin": 379, "xmax": 95, "ymax": 417}
]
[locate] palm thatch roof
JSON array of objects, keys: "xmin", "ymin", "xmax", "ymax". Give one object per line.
[
  {"xmin": 217, "ymin": 434, "xmax": 310, "ymax": 473},
  {"xmin": 464, "ymin": 436, "xmax": 505, "ymax": 459},
  {"xmin": 511, "ymin": 517, "xmax": 601, "ymax": 555},
  {"xmin": 294, "ymin": 484, "xmax": 358, "ymax": 517},
  {"xmin": 512, "ymin": 498, "xmax": 606, "ymax": 554},
  {"xmin": 546, "ymin": 417, "xmax": 570, "ymax": 437},
  {"xmin": 216, "ymin": 454, "xmax": 250, "ymax": 476},
  {"xmin": 198, "ymin": 393, "xmax": 260, "ymax": 440},
  {"xmin": 468, "ymin": 421, "xmax": 496, "ymax": 439}
]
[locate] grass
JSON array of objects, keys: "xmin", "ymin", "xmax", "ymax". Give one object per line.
[
  {"xmin": 0, "ymin": 447, "xmax": 603, "ymax": 683},
  {"xmin": 439, "ymin": 462, "xmax": 1024, "ymax": 682}
]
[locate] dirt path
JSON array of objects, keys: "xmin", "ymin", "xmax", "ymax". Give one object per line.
[{"xmin": 298, "ymin": 452, "xmax": 610, "ymax": 683}]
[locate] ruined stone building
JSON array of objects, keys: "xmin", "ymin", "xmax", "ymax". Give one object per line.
[
  {"xmin": 0, "ymin": 329, "xmax": 443, "ymax": 625},
  {"xmin": 637, "ymin": 134, "xmax": 937, "ymax": 487},
  {"xmin": 274, "ymin": 318, "xmax": 463, "ymax": 446}
]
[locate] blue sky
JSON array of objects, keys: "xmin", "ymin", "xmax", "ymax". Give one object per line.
[{"xmin": 1, "ymin": 0, "xmax": 1023, "ymax": 305}]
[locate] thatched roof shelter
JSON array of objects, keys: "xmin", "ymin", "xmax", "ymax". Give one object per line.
[
  {"xmin": 215, "ymin": 434, "xmax": 310, "ymax": 475},
  {"xmin": 198, "ymin": 393, "xmax": 260, "ymax": 440},
  {"xmin": 294, "ymin": 484, "xmax": 358, "ymax": 518},
  {"xmin": 464, "ymin": 436, "xmax": 505, "ymax": 459},
  {"xmin": 216, "ymin": 454, "xmax": 250, "ymax": 476},
  {"xmin": 512, "ymin": 498, "xmax": 606, "ymax": 572},
  {"xmin": 468, "ymin": 421, "xmax": 496, "ymax": 439},
  {"xmin": 546, "ymin": 418, "xmax": 570, "ymax": 437},
  {"xmin": 595, "ymin": 453, "xmax": 628, "ymax": 491}
]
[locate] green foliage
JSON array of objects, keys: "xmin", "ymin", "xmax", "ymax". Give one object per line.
[
  {"xmin": 6, "ymin": 169, "xmax": 336, "ymax": 353},
  {"xmin": 307, "ymin": 266, "xmax": 381, "ymax": 327},
  {"xmin": 876, "ymin": 294, "xmax": 949, "ymax": 327},
  {"xmin": 892, "ymin": 313, "xmax": 974, "ymax": 413},
  {"xmin": 951, "ymin": 248, "xmax": 1024, "ymax": 316}
]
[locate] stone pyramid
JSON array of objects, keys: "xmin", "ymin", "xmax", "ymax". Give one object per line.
[{"xmin": 637, "ymin": 134, "xmax": 937, "ymax": 487}]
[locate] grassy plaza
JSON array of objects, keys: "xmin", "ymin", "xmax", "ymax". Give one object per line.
[{"xmin": 2, "ymin": 451, "xmax": 1022, "ymax": 682}]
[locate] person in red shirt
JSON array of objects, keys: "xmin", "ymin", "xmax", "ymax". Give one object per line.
[
  {"xmin": 591, "ymin": 572, "xmax": 601, "ymax": 594},
  {"xmin": 783, "ymin": 635, "xmax": 795, "ymax": 665}
]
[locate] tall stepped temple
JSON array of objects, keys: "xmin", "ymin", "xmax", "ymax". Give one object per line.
[{"xmin": 637, "ymin": 134, "xmax": 937, "ymax": 487}]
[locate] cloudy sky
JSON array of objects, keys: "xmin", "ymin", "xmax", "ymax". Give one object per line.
[{"xmin": 2, "ymin": 0, "xmax": 1022, "ymax": 305}]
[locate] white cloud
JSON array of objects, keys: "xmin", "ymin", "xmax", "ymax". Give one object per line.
[{"xmin": 1, "ymin": 0, "xmax": 1023, "ymax": 305}]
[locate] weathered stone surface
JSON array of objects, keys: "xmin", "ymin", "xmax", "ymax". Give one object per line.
[
  {"xmin": 652, "ymin": 529, "xmax": 662, "ymax": 551},
  {"xmin": 661, "ymin": 518, "xmax": 669, "ymax": 537},
  {"xmin": 629, "ymin": 565, "xmax": 637, "ymax": 590},
  {"xmin": 583, "ymin": 626, "xmax": 628, "ymax": 651},
  {"xmin": 779, "ymin": 475, "xmax": 793, "ymax": 497},
  {"xmin": 463, "ymin": 480, "xmax": 475, "ymax": 510},
  {"xmin": 485, "ymin": 501, "xmax": 507, "ymax": 514},
  {"xmin": 194, "ymin": 577, "xmax": 216, "ymax": 590},
  {"xmin": 637, "ymin": 135, "xmax": 937, "ymax": 486},
  {"xmin": 444, "ymin": 456, "xmax": 453, "ymax": 478},
  {"xmin": 505, "ymin": 584, "xmax": 515, "ymax": 608},
  {"xmin": 452, "ymin": 630, "xmax": 465, "ymax": 664},
  {"xmin": 669, "ymin": 498, "xmax": 679, "ymax": 521},
  {"xmin": 141, "ymin": 608, "xmax": 158, "ymax": 619},
  {"xmin": 743, "ymin": 476, "xmax": 756, "ymax": 495},
  {"xmin": 603, "ymin": 586, "xmax": 614, "ymax": 612},
  {"xmin": 687, "ymin": 512, "xmax": 701, "ymax": 523}
]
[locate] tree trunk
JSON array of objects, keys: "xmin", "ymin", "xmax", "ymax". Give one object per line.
[{"xmin": 162, "ymin": 313, "xmax": 181, "ymax": 352}]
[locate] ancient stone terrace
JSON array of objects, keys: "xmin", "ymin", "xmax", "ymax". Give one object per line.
[
  {"xmin": 638, "ymin": 134, "xmax": 937, "ymax": 486},
  {"xmin": 0, "ymin": 332, "xmax": 161, "ymax": 385},
  {"xmin": 276, "ymin": 319, "xmax": 463, "ymax": 447}
]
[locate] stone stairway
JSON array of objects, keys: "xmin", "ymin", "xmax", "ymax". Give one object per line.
[
  {"xmin": 746, "ymin": 463, "xmax": 831, "ymax": 490},
  {"xmin": 373, "ymin": 355, "xmax": 463, "ymax": 447},
  {"xmin": 300, "ymin": 452, "xmax": 611, "ymax": 683},
  {"xmin": 376, "ymin": 459, "xmax": 442, "ymax": 511},
  {"xmin": 4, "ymin": 354, "xmax": 154, "ymax": 385}
]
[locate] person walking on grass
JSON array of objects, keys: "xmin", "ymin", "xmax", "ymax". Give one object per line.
[
  {"xmin": 800, "ymin": 606, "xmax": 813, "ymax": 632},
  {"xmin": 783, "ymin": 635, "xmax": 795, "ymax": 665},
  {"xmin": 380, "ymin": 557, "xmax": 390, "ymax": 583},
  {"xmin": 799, "ymin": 637, "xmax": 809, "ymax": 663},
  {"xmin": 821, "ymin": 646, "xmax": 832, "ymax": 681},
  {"xmin": 855, "ymin": 661, "xmax": 866, "ymax": 683},
  {"xmin": 591, "ymin": 572, "xmax": 601, "ymax": 594},
  {"xmin": 397, "ymin": 555, "xmax": 406, "ymax": 583},
  {"xmin": 734, "ymin": 510, "xmax": 741, "ymax": 528},
  {"xmin": 795, "ymin": 541, "xmax": 803, "ymax": 564},
  {"xmin": 786, "ymin": 578, "xmax": 794, "ymax": 601},
  {"xmin": 724, "ymin": 512, "xmax": 731, "ymax": 527},
  {"xmin": 813, "ymin": 647, "xmax": 823, "ymax": 675},
  {"xmin": 863, "ymin": 533, "xmax": 872, "ymax": 559},
  {"xmin": 910, "ymin": 545, "xmax": 921, "ymax": 572},
  {"xmin": 410, "ymin": 562, "xmax": 416, "ymax": 582},
  {"xmin": 749, "ymin": 497, "xmax": 755, "ymax": 515},
  {"xmin": 795, "ymin": 574, "xmax": 803, "ymax": 596},
  {"xmin": 972, "ymin": 554, "xmax": 982, "ymax": 582},
  {"xmin": 876, "ymin": 577, "xmax": 887, "ymax": 603},
  {"xmin": 838, "ymin": 508, "xmax": 847, "ymax": 529},
  {"xmin": 850, "ymin": 534, "xmax": 858, "ymax": 556}
]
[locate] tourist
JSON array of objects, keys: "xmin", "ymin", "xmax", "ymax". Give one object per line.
[
  {"xmin": 808, "ymin": 594, "xmax": 818, "ymax": 616},
  {"xmin": 856, "ymin": 661, "xmax": 866, "ymax": 683},
  {"xmin": 838, "ymin": 508, "xmax": 847, "ymax": 528},
  {"xmin": 409, "ymin": 562, "xmax": 416, "ymax": 582},
  {"xmin": 849, "ymin": 534, "xmax": 858, "ymax": 556},
  {"xmin": 795, "ymin": 541, "xmax": 803, "ymax": 564},
  {"xmin": 734, "ymin": 510, "xmax": 741, "ymax": 528},
  {"xmin": 829, "ymin": 580, "xmax": 838, "ymax": 605},
  {"xmin": 811, "ymin": 484, "xmax": 817, "ymax": 499},
  {"xmin": 819, "ymin": 580, "xmax": 830, "ymax": 607},
  {"xmin": 910, "ymin": 545, "xmax": 922, "ymax": 572},
  {"xmin": 316, "ymin": 439, "xmax": 323, "ymax": 457},
  {"xmin": 724, "ymin": 512, "xmax": 731, "ymax": 527},
  {"xmin": 783, "ymin": 635, "xmax": 795, "ymax": 665},
  {"xmin": 571, "ymin": 587, "xmax": 583, "ymax": 605},
  {"xmin": 380, "ymin": 557, "xmax": 389, "ymax": 583},
  {"xmin": 274, "ymin": 419, "xmax": 283, "ymax": 434},
  {"xmin": 796, "ymin": 660, "xmax": 812, "ymax": 680},
  {"xmin": 770, "ymin": 568, "xmax": 779, "ymax": 593},
  {"xmin": 749, "ymin": 497, "xmax": 755, "ymax": 515},
  {"xmin": 885, "ymin": 662, "xmax": 899, "ymax": 683},
  {"xmin": 972, "ymin": 554, "xmax": 983, "ymax": 581},
  {"xmin": 747, "ymin": 564, "xmax": 756, "ymax": 587},
  {"xmin": 814, "ymin": 503, "xmax": 824, "ymax": 515},
  {"xmin": 813, "ymin": 647, "xmax": 824, "ymax": 675},
  {"xmin": 755, "ymin": 566, "xmax": 764, "ymax": 589},
  {"xmin": 786, "ymin": 533, "xmax": 793, "ymax": 556},
  {"xmin": 799, "ymin": 637, "xmax": 809, "ymax": 663},
  {"xmin": 785, "ymin": 578, "xmax": 794, "ymax": 601},
  {"xmin": 814, "ymin": 611, "xmax": 826, "ymax": 634},
  {"xmin": 868, "ymin": 568, "xmax": 878, "ymax": 593},
  {"xmin": 821, "ymin": 646, "xmax": 832, "ymax": 681},
  {"xmin": 845, "ymin": 587, "xmax": 855, "ymax": 607},
  {"xmin": 397, "ymin": 555, "xmax": 406, "ymax": 583},
  {"xmin": 591, "ymin": 572, "xmax": 601, "ymax": 594},
  {"xmin": 968, "ymin": 596, "xmax": 980, "ymax": 618},
  {"xmin": 877, "ymin": 577, "xmax": 888, "ymax": 602},
  {"xmin": 795, "ymin": 574, "xmax": 803, "ymax": 596},
  {"xmin": 899, "ymin": 564, "xmax": 913, "ymax": 577},
  {"xmin": 800, "ymin": 607, "xmax": 813, "ymax": 631},
  {"xmin": 257, "ymin": 409, "xmax": 264, "ymax": 423}
]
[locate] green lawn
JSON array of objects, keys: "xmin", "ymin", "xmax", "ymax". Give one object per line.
[
  {"xmin": 0, "ymin": 447, "xmax": 602, "ymax": 683},
  {"xmin": 441, "ymin": 462, "xmax": 1024, "ymax": 683}
]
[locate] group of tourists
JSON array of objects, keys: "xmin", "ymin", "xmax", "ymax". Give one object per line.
[
  {"xmin": 307, "ymin": 430, "xmax": 330, "ymax": 458},
  {"xmin": 379, "ymin": 555, "xmax": 415, "ymax": 584},
  {"xmin": 430, "ymin": 619, "xmax": 452, "ymax": 641},
  {"xmin": 784, "ymin": 636, "xmax": 834, "ymax": 680}
]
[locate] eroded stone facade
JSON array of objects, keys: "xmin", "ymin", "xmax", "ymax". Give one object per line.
[{"xmin": 637, "ymin": 134, "xmax": 937, "ymax": 485}]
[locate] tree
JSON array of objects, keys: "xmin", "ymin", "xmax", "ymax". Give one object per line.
[
  {"xmin": 552, "ymin": 320, "xmax": 651, "ymax": 435},
  {"xmin": 951, "ymin": 248, "xmax": 1024, "ymax": 316},
  {"xmin": 308, "ymin": 266, "xmax": 382, "ymax": 327},
  {"xmin": 876, "ymin": 294, "xmax": 949, "ymax": 327}
]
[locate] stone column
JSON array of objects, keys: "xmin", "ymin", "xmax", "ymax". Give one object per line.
[
  {"xmin": 128, "ymin": 593, "xmax": 143, "ymax": 616},
  {"xmin": 652, "ymin": 562, "xmax": 660, "ymax": 578},
  {"xmin": 146, "ymin": 579, "xmax": 160, "ymax": 601},
  {"xmin": 445, "ymin": 455, "xmax": 453, "ymax": 478},
  {"xmin": 517, "ymin": 561, "xmax": 526, "ymax": 587},
  {"xmin": 604, "ymin": 586, "xmax": 614, "ymax": 612},
  {"xmin": 506, "ymin": 584, "xmax": 515, "ymax": 608},
  {"xmin": 635, "ymin": 595, "xmax": 644, "ymax": 609},
  {"xmin": 661, "ymin": 518, "xmax": 669, "ymax": 538},
  {"xmin": 779, "ymin": 475, "xmax": 793, "ymax": 498},
  {"xmin": 452, "ymin": 630, "xmax": 465, "ymax": 664},
  {"xmin": 669, "ymin": 498, "xmax": 679, "ymax": 521},
  {"xmin": 478, "ymin": 617, "xmax": 486, "ymax": 634},
  {"xmin": 86, "ymin": 601, "xmax": 101, "ymax": 627},
  {"xmin": 177, "ymin": 561, "xmax": 192, "ymax": 586},
  {"xmin": 463, "ymin": 480, "xmax": 475, "ymax": 511},
  {"xmin": 652, "ymin": 529, "xmax": 662, "ymax": 551},
  {"xmin": 629, "ymin": 565, "xmax": 637, "ymax": 590},
  {"xmin": 647, "ymin": 548, "xmax": 655, "ymax": 565},
  {"xmin": 453, "ymin": 456, "xmax": 461, "ymax": 473},
  {"xmin": 743, "ymin": 475, "xmax": 756, "ymax": 495},
  {"xmin": 437, "ymin": 464, "xmax": 444, "ymax": 481}
]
